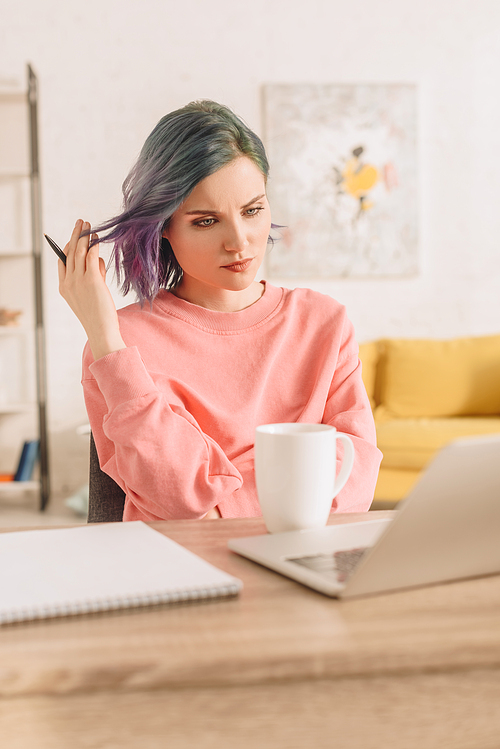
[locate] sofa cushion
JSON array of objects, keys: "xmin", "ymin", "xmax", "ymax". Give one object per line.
[
  {"xmin": 374, "ymin": 411, "xmax": 500, "ymax": 469},
  {"xmin": 374, "ymin": 468, "xmax": 421, "ymax": 502},
  {"xmin": 358, "ymin": 341, "xmax": 379, "ymax": 408},
  {"xmin": 377, "ymin": 335, "xmax": 500, "ymax": 417}
]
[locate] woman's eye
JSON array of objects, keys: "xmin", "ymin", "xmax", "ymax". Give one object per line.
[
  {"xmin": 245, "ymin": 206, "xmax": 264, "ymax": 217},
  {"xmin": 195, "ymin": 218, "xmax": 216, "ymax": 227}
]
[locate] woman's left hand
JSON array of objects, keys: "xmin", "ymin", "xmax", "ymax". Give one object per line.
[{"xmin": 202, "ymin": 507, "xmax": 221, "ymax": 519}]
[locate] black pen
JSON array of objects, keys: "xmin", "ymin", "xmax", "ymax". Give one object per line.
[{"xmin": 44, "ymin": 234, "xmax": 67, "ymax": 265}]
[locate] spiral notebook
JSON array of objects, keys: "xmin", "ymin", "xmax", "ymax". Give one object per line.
[{"xmin": 0, "ymin": 521, "xmax": 242, "ymax": 624}]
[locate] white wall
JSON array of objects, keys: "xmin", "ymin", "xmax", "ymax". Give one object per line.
[{"xmin": 2, "ymin": 0, "xmax": 500, "ymax": 498}]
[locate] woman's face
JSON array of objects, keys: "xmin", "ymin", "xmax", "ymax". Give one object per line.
[{"xmin": 163, "ymin": 156, "xmax": 271, "ymax": 308}]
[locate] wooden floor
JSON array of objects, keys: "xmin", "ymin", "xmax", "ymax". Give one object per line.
[{"xmin": 0, "ymin": 491, "xmax": 86, "ymax": 528}]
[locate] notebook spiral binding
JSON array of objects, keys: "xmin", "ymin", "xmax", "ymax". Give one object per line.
[{"xmin": 0, "ymin": 583, "xmax": 241, "ymax": 625}]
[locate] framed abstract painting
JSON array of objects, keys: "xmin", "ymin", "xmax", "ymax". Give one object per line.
[{"xmin": 263, "ymin": 84, "xmax": 418, "ymax": 278}]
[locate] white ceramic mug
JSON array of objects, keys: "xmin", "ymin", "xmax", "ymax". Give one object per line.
[{"xmin": 254, "ymin": 423, "xmax": 355, "ymax": 533}]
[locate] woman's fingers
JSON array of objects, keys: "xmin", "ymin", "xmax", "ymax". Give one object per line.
[
  {"xmin": 57, "ymin": 222, "xmax": 125, "ymax": 360},
  {"xmin": 64, "ymin": 219, "xmax": 84, "ymax": 272},
  {"xmin": 63, "ymin": 219, "xmax": 98, "ymax": 277},
  {"xmin": 74, "ymin": 220, "xmax": 91, "ymax": 274},
  {"xmin": 59, "ymin": 220, "xmax": 81, "ymax": 288},
  {"xmin": 59, "ymin": 219, "xmax": 97, "ymax": 293},
  {"xmin": 98, "ymin": 254, "xmax": 106, "ymax": 282},
  {"xmin": 86, "ymin": 232, "xmax": 105, "ymax": 281}
]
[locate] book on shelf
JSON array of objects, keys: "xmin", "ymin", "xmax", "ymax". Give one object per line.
[{"xmin": 13, "ymin": 439, "xmax": 39, "ymax": 481}]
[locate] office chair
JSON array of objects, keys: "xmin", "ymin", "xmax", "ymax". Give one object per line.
[{"xmin": 88, "ymin": 432, "xmax": 126, "ymax": 522}]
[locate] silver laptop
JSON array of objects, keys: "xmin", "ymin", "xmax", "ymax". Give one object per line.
[{"xmin": 228, "ymin": 434, "xmax": 500, "ymax": 598}]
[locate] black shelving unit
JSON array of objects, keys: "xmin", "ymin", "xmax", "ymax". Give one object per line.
[{"xmin": 0, "ymin": 64, "xmax": 49, "ymax": 510}]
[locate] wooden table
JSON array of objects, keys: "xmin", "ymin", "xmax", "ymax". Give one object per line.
[{"xmin": 1, "ymin": 512, "xmax": 500, "ymax": 749}]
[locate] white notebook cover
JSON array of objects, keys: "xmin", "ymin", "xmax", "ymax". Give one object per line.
[{"xmin": 0, "ymin": 521, "xmax": 242, "ymax": 624}]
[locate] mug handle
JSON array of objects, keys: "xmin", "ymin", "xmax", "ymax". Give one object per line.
[{"xmin": 333, "ymin": 433, "xmax": 355, "ymax": 497}]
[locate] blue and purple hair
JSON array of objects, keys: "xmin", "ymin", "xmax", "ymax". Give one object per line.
[{"xmin": 91, "ymin": 100, "xmax": 272, "ymax": 304}]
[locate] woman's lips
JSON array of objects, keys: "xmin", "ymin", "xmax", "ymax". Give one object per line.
[{"xmin": 222, "ymin": 258, "xmax": 253, "ymax": 272}]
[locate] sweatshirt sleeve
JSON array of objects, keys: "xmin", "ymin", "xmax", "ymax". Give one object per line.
[
  {"xmin": 323, "ymin": 316, "xmax": 383, "ymax": 513},
  {"xmin": 83, "ymin": 345, "xmax": 243, "ymax": 521}
]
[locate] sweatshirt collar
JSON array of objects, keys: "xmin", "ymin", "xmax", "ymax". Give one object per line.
[{"xmin": 154, "ymin": 281, "xmax": 284, "ymax": 333}]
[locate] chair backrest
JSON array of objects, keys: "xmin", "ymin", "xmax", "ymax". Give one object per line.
[{"xmin": 88, "ymin": 432, "xmax": 126, "ymax": 522}]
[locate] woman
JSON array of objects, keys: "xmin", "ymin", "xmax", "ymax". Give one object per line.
[{"xmin": 59, "ymin": 100, "xmax": 382, "ymax": 521}]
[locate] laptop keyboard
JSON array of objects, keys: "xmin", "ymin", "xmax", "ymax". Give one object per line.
[{"xmin": 287, "ymin": 547, "xmax": 369, "ymax": 583}]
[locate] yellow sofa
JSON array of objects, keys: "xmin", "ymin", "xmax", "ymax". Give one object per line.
[{"xmin": 359, "ymin": 334, "xmax": 500, "ymax": 503}]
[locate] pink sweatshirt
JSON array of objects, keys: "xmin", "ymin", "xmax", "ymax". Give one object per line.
[{"xmin": 82, "ymin": 282, "xmax": 382, "ymax": 520}]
